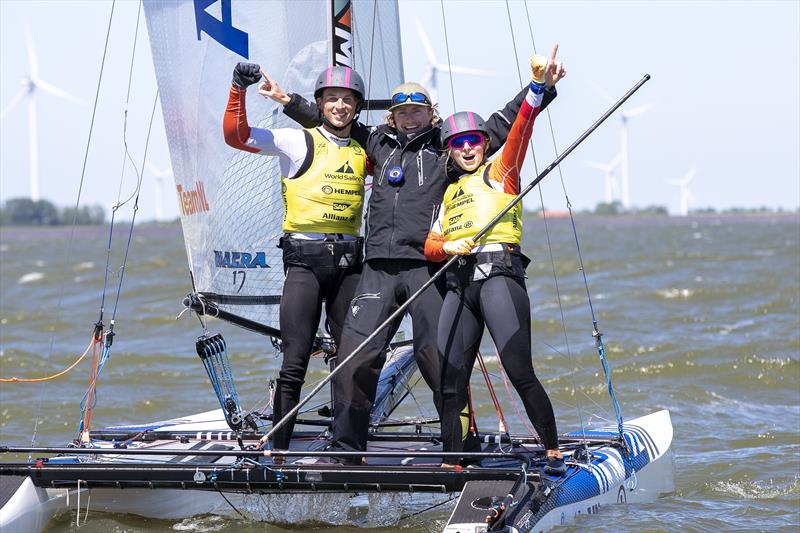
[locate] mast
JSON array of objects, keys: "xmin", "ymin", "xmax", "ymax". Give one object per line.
[{"xmin": 331, "ymin": 0, "xmax": 354, "ymax": 68}]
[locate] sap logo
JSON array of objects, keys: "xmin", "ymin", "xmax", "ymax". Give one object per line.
[
  {"xmin": 333, "ymin": 202, "xmax": 351, "ymax": 212},
  {"xmin": 194, "ymin": 0, "xmax": 249, "ymax": 58},
  {"xmin": 177, "ymin": 182, "xmax": 210, "ymax": 216},
  {"xmin": 214, "ymin": 251, "xmax": 269, "ymax": 269},
  {"xmin": 447, "ymin": 213, "xmax": 463, "ymax": 225}
]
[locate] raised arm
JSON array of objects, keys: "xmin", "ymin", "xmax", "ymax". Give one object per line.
[
  {"xmin": 484, "ymin": 44, "xmax": 566, "ymax": 157},
  {"xmin": 223, "ymin": 63, "xmax": 309, "ymax": 174},
  {"xmin": 488, "ymin": 51, "xmax": 556, "ymax": 193}
]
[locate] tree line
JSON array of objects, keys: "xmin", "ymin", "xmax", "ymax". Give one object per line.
[{"xmin": 0, "ymin": 198, "xmax": 105, "ymax": 226}]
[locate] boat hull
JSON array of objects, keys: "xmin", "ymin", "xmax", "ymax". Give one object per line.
[
  {"xmin": 0, "ymin": 410, "xmax": 673, "ymax": 532},
  {"xmin": 444, "ymin": 410, "xmax": 675, "ymax": 532}
]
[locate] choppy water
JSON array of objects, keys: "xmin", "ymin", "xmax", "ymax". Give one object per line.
[{"xmin": 1, "ymin": 214, "xmax": 798, "ymax": 532}]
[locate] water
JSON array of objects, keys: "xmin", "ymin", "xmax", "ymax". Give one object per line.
[{"xmin": 1, "ymin": 214, "xmax": 798, "ymax": 532}]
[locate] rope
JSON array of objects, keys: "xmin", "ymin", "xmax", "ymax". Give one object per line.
[
  {"xmin": 216, "ymin": 487, "xmax": 248, "ymax": 520},
  {"xmin": 520, "ymin": 0, "xmax": 624, "ymax": 440},
  {"xmin": 0, "ymin": 339, "xmax": 96, "ymax": 383},
  {"xmin": 26, "ymin": 0, "xmax": 117, "ymax": 452},
  {"xmin": 361, "ymin": 0, "xmax": 378, "ymax": 116},
  {"xmin": 502, "ymin": 0, "xmax": 593, "ymax": 443},
  {"xmin": 108, "ymin": 90, "xmax": 160, "ymax": 329},
  {"xmin": 76, "ymin": 3, "xmax": 158, "ymax": 437},
  {"xmin": 97, "ymin": 0, "xmax": 143, "ymax": 327},
  {"xmin": 475, "ymin": 351, "xmax": 508, "ymax": 434},
  {"xmin": 399, "ymin": 493, "xmax": 459, "ymax": 519},
  {"xmin": 495, "ymin": 346, "xmax": 536, "ymax": 435}
]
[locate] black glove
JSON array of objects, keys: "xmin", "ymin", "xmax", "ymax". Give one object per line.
[{"xmin": 232, "ymin": 62, "xmax": 262, "ymax": 88}]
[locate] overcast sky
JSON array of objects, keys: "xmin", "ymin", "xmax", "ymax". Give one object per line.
[{"xmin": 1, "ymin": 0, "xmax": 798, "ymax": 220}]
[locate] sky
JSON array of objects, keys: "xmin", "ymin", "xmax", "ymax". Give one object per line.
[{"xmin": 0, "ymin": 0, "xmax": 798, "ymax": 221}]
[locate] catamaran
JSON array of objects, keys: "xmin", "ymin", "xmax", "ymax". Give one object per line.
[{"xmin": 0, "ymin": 1, "xmax": 673, "ymax": 531}]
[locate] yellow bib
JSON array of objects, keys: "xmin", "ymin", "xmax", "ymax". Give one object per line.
[
  {"xmin": 442, "ymin": 164, "xmax": 522, "ymax": 246},
  {"xmin": 282, "ymin": 128, "xmax": 366, "ymax": 235}
]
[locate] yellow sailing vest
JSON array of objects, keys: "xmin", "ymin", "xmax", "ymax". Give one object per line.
[
  {"xmin": 282, "ymin": 128, "xmax": 366, "ymax": 235},
  {"xmin": 442, "ymin": 163, "xmax": 522, "ymax": 246}
]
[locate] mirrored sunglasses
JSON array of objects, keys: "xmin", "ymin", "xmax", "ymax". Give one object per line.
[
  {"xmin": 448, "ymin": 133, "xmax": 486, "ymax": 150},
  {"xmin": 391, "ymin": 91, "xmax": 431, "ymax": 106}
]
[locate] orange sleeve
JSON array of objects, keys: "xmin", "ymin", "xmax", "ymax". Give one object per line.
[
  {"xmin": 223, "ymin": 85, "xmax": 260, "ymax": 153},
  {"xmin": 424, "ymin": 231, "xmax": 448, "ymax": 262},
  {"xmin": 488, "ymin": 88, "xmax": 542, "ymax": 194}
]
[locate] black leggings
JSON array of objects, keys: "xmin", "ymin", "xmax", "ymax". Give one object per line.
[
  {"xmin": 438, "ymin": 274, "xmax": 559, "ymax": 453},
  {"xmin": 273, "ymin": 262, "xmax": 361, "ymax": 450}
]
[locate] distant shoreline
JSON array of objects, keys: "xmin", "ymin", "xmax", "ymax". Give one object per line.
[{"xmin": 0, "ymin": 212, "xmax": 797, "ymax": 239}]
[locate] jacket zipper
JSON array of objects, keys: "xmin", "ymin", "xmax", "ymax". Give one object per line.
[
  {"xmin": 417, "ymin": 151, "xmax": 424, "ymax": 185},
  {"xmin": 363, "ymin": 202, "xmax": 371, "ymax": 247},
  {"xmin": 388, "ymin": 151, "xmax": 405, "ymax": 256},
  {"xmin": 378, "ymin": 146, "xmax": 399, "ymax": 186}
]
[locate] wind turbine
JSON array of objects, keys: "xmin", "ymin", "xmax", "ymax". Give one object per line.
[
  {"xmin": 666, "ymin": 167, "xmax": 697, "ymax": 216},
  {"xmin": 593, "ymin": 84, "xmax": 652, "ymax": 210},
  {"xmin": 147, "ymin": 162, "xmax": 173, "ymax": 221},
  {"xmin": 0, "ymin": 26, "xmax": 86, "ymax": 202},
  {"xmin": 586, "ymin": 154, "xmax": 622, "ymax": 204},
  {"xmin": 413, "ymin": 13, "xmax": 493, "ymax": 104}
]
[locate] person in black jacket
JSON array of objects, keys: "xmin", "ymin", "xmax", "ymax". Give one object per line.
[{"xmin": 258, "ymin": 55, "xmax": 565, "ymax": 462}]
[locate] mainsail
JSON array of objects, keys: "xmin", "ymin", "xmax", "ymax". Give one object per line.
[{"xmin": 143, "ymin": 0, "xmax": 404, "ymax": 334}]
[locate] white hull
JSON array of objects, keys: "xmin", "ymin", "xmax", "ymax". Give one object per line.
[{"xmin": 1, "ymin": 410, "xmax": 673, "ymax": 532}]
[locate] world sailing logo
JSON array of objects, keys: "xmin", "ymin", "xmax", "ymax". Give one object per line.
[
  {"xmin": 177, "ymin": 182, "xmax": 210, "ymax": 216},
  {"xmin": 335, "ymin": 161, "xmax": 354, "ymax": 174},
  {"xmin": 214, "ymin": 251, "xmax": 269, "ymax": 269},
  {"xmin": 324, "ymin": 160, "xmax": 360, "ymax": 182}
]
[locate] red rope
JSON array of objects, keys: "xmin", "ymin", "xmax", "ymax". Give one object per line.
[
  {"xmin": 476, "ymin": 351, "xmax": 508, "ymax": 434},
  {"xmin": 495, "ymin": 346, "xmax": 536, "ymax": 435}
]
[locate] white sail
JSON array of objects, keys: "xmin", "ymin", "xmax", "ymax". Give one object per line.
[{"xmin": 143, "ymin": 0, "xmax": 404, "ymax": 331}]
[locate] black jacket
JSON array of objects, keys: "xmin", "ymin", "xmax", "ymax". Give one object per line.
[{"xmin": 283, "ymin": 86, "xmax": 556, "ymax": 261}]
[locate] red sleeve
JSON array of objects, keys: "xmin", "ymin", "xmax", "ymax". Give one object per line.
[
  {"xmin": 424, "ymin": 231, "xmax": 448, "ymax": 262},
  {"xmin": 489, "ymin": 88, "xmax": 542, "ymax": 194},
  {"xmin": 223, "ymin": 85, "xmax": 260, "ymax": 153}
]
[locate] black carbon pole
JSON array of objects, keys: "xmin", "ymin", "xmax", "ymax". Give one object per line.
[{"xmin": 262, "ymin": 74, "xmax": 652, "ymax": 445}]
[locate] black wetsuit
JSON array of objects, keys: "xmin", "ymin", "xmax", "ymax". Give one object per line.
[
  {"xmin": 272, "ymin": 237, "xmax": 362, "ymax": 450},
  {"xmin": 438, "ymin": 251, "xmax": 559, "ymax": 457}
]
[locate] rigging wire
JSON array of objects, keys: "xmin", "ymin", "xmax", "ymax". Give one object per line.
[
  {"xmin": 502, "ymin": 0, "xmax": 590, "ymax": 442},
  {"xmin": 438, "ymin": 0, "xmax": 457, "ymax": 112},
  {"xmin": 361, "ymin": 0, "xmax": 378, "ymax": 117},
  {"xmin": 98, "ymin": 0, "xmax": 143, "ymax": 333},
  {"xmin": 521, "ymin": 0, "xmax": 625, "ymax": 440},
  {"xmin": 79, "ymin": 89, "xmax": 160, "ymax": 438},
  {"xmin": 109, "ymin": 90, "xmax": 160, "ymax": 328},
  {"xmin": 27, "ymin": 0, "xmax": 117, "ymax": 452}
]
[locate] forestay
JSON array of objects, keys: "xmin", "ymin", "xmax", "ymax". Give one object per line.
[{"xmin": 143, "ymin": 0, "xmax": 404, "ymax": 332}]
